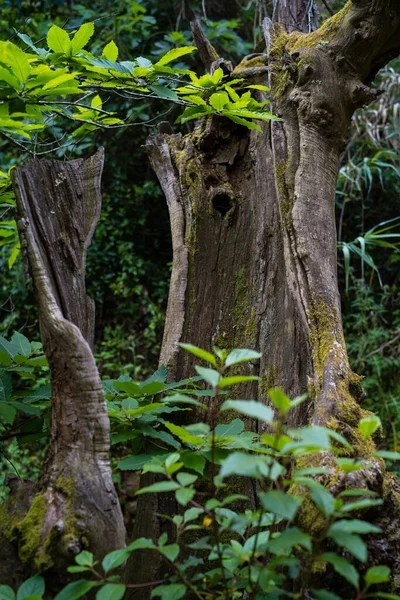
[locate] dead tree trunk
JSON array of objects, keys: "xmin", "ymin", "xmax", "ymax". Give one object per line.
[
  {"xmin": 0, "ymin": 150, "xmax": 125, "ymax": 589},
  {"xmin": 130, "ymin": 0, "xmax": 400, "ymax": 593}
]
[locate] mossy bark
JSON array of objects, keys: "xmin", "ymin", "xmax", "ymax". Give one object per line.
[
  {"xmin": 129, "ymin": 1, "xmax": 400, "ymax": 595},
  {"xmin": 0, "ymin": 151, "xmax": 126, "ymax": 591}
]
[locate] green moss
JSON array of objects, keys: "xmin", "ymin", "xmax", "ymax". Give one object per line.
[
  {"xmin": 269, "ymin": 2, "xmax": 351, "ymax": 103},
  {"xmin": 17, "ymin": 493, "xmax": 50, "ymax": 570},
  {"xmin": 232, "ymin": 55, "xmax": 266, "ymax": 77},
  {"xmin": 275, "ymin": 160, "xmax": 292, "ymax": 221},
  {"xmin": 259, "ymin": 366, "xmax": 280, "ymax": 397}
]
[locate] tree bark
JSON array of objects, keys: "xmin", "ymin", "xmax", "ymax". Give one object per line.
[
  {"xmin": 0, "ymin": 150, "xmax": 125, "ymax": 589},
  {"xmin": 129, "ymin": 0, "xmax": 400, "ymax": 594}
]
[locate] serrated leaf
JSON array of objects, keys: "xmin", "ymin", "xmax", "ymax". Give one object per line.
[
  {"xmin": 164, "ymin": 422, "xmax": 204, "ymax": 446},
  {"xmin": 155, "ymin": 46, "xmax": 196, "ymax": 67},
  {"xmin": 209, "ymin": 92, "xmax": 230, "ymax": 111},
  {"xmin": 11, "ymin": 332, "xmax": 31, "ymax": 356},
  {"xmin": 149, "ymin": 85, "xmax": 179, "ymax": 101},
  {"xmin": 0, "ymin": 66, "xmax": 21, "ymax": 90},
  {"xmin": 71, "ymin": 22, "xmax": 94, "ymax": 55},
  {"xmin": 102, "ymin": 40, "xmax": 118, "ymax": 61},
  {"xmin": 42, "ymin": 74, "xmax": 77, "ymax": 90},
  {"xmin": 3, "ymin": 42, "xmax": 30, "ymax": 83},
  {"xmin": 47, "ymin": 25, "xmax": 71, "ymax": 55}
]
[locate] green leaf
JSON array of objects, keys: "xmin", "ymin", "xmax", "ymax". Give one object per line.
[
  {"xmin": 220, "ymin": 400, "xmax": 274, "ymax": 423},
  {"xmin": 0, "ymin": 402, "xmax": 16, "ymax": 424},
  {"xmin": 181, "ymin": 452, "xmax": 205, "ymax": 474},
  {"xmin": 158, "ymin": 544, "xmax": 179, "ymax": 562},
  {"xmin": 224, "ymin": 348, "xmax": 261, "ymax": 367},
  {"xmin": 47, "ymin": 25, "xmax": 71, "ymax": 55},
  {"xmin": 71, "ymin": 23, "xmax": 94, "ymax": 55},
  {"xmin": 310, "ymin": 486, "xmax": 336, "ymax": 517},
  {"xmin": 164, "ymin": 422, "xmax": 204, "ymax": 446},
  {"xmin": 113, "ymin": 381, "xmax": 142, "ymax": 396},
  {"xmin": 194, "ymin": 366, "xmax": 220, "ymax": 387},
  {"xmin": 358, "ymin": 415, "xmax": 381, "ymax": 438},
  {"xmin": 178, "ymin": 343, "xmax": 216, "ymax": 366},
  {"xmin": 375, "ymin": 451, "xmax": 400, "ymax": 460},
  {"xmin": 3, "ymin": 42, "xmax": 30, "ymax": 83},
  {"xmin": 0, "ymin": 66, "xmax": 20, "ymax": 91},
  {"xmin": 96, "ymin": 584, "xmax": 125, "ymax": 600},
  {"xmin": 260, "ymin": 491, "xmax": 302, "ymax": 521},
  {"xmin": 54, "ymin": 580, "xmax": 97, "ymax": 600},
  {"xmin": 218, "ymin": 375, "xmax": 259, "ymax": 389},
  {"xmin": 0, "ymin": 336, "xmax": 18, "ymax": 358},
  {"xmin": 136, "ymin": 481, "xmax": 180, "ymax": 495},
  {"xmin": 151, "ymin": 584, "xmax": 186, "ymax": 600},
  {"xmin": 67, "ymin": 567, "xmax": 91, "ymax": 574},
  {"xmin": 42, "ymin": 74, "xmax": 77, "ymax": 90},
  {"xmin": 102, "ymin": 41, "xmax": 119, "ymax": 62},
  {"xmin": 209, "ymin": 92, "xmax": 230, "ymax": 111},
  {"xmin": 139, "ymin": 381, "xmax": 166, "ymax": 395},
  {"xmin": 373, "ymin": 595, "xmax": 400, "ymax": 599},
  {"xmin": 328, "ymin": 532, "xmax": 367, "ymax": 562},
  {"xmin": 329, "ymin": 519, "xmax": 381, "ymax": 535},
  {"xmin": 0, "ymin": 587, "xmax": 15, "ymax": 600},
  {"xmin": 102, "ymin": 549, "xmax": 131, "ymax": 573},
  {"xmin": 175, "ymin": 487, "xmax": 195, "ymax": 506},
  {"xmin": 268, "ymin": 388, "xmax": 291, "ymax": 412},
  {"xmin": 118, "ymin": 453, "xmax": 167, "ymax": 471},
  {"xmin": 127, "ymin": 537, "xmax": 156, "ymax": 551},
  {"xmin": 215, "ymin": 418, "xmax": 244, "ymax": 437},
  {"xmin": 176, "ymin": 472, "xmax": 197, "ymax": 486},
  {"xmin": 149, "ymin": 85, "xmax": 179, "ymax": 101},
  {"xmin": 364, "ymin": 565, "xmax": 391, "ymax": 586},
  {"xmin": 8, "ymin": 243, "xmax": 20, "ymax": 269},
  {"xmin": 322, "ymin": 553, "xmax": 359, "ymax": 589},
  {"xmin": 246, "ymin": 84, "xmax": 270, "ymax": 91},
  {"xmin": 75, "ymin": 551, "xmax": 94, "ymax": 567},
  {"xmin": 268, "ymin": 528, "xmax": 312, "ymax": 555},
  {"xmin": 16, "ymin": 577, "xmax": 44, "ymax": 600},
  {"xmin": 155, "ymin": 46, "xmax": 196, "ymax": 67},
  {"xmin": 11, "ymin": 332, "xmax": 31, "ymax": 356},
  {"xmin": 142, "ymin": 365, "xmax": 168, "ymax": 386},
  {"xmin": 312, "ymin": 591, "xmax": 342, "ymax": 600},
  {"xmin": 220, "ymin": 452, "xmax": 277, "ymax": 479}
]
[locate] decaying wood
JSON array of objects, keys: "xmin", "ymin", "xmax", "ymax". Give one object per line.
[
  {"xmin": 1, "ymin": 150, "xmax": 126, "ymax": 587},
  {"xmin": 130, "ymin": 0, "xmax": 400, "ymax": 594}
]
